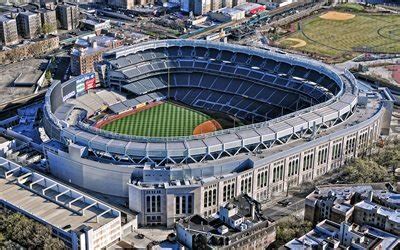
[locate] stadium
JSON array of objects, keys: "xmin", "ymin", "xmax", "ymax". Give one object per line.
[{"xmin": 41, "ymin": 39, "xmax": 393, "ymax": 227}]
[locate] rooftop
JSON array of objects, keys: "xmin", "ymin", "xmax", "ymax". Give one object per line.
[
  {"xmin": 373, "ymin": 190, "xmax": 400, "ymax": 208},
  {"xmin": 306, "ymin": 185, "xmax": 374, "ymax": 203},
  {"xmin": 0, "ymin": 14, "xmax": 15, "ymax": 22},
  {"xmin": 216, "ymin": 7, "xmax": 244, "ymax": 15},
  {"xmin": 72, "ymin": 35, "xmax": 119, "ymax": 56},
  {"xmin": 355, "ymin": 200, "xmax": 400, "ymax": 224},
  {"xmin": 178, "ymin": 195, "xmax": 271, "ymax": 239},
  {"xmin": 18, "ymin": 11, "xmax": 37, "ymax": 17},
  {"xmin": 0, "ymin": 59, "xmax": 47, "ymax": 105},
  {"xmin": 0, "ymin": 157, "xmax": 120, "ymax": 232},
  {"xmin": 285, "ymin": 220, "xmax": 400, "ymax": 249}
]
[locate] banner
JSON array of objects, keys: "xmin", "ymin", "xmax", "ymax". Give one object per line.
[{"xmin": 85, "ymin": 77, "xmax": 96, "ymax": 91}]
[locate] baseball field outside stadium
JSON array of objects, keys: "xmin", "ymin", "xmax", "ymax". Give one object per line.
[
  {"xmin": 101, "ymin": 102, "xmax": 222, "ymax": 137},
  {"xmin": 279, "ymin": 11, "xmax": 400, "ymax": 57}
]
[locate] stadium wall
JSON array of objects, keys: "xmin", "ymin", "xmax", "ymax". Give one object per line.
[
  {"xmin": 44, "ymin": 103, "xmax": 384, "ymax": 227},
  {"xmin": 46, "ymin": 144, "xmax": 137, "ymax": 197}
]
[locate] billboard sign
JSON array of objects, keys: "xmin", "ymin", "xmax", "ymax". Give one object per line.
[
  {"xmin": 84, "ymin": 77, "xmax": 96, "ymax": 91},
  {"xmin": 62, "ymin": 80, "xmax": 77, "ymax": 102},
  {"xmin": 76, "ymin": 73, "xmax": 96, "ymax": 96}
]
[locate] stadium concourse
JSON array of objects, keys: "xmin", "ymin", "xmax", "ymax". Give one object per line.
[{"xmin": 39, "ymin": 39, "xmax": 395, "ymax": 227}]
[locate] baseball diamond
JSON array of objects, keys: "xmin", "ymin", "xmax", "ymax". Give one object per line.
[
  {"xmin": 101, "ymin": 102, "xmax": 219, "ymax": 137},
  {"xmin": 279, "ymin": 12, "xmax": 400, "ymax": 57}
]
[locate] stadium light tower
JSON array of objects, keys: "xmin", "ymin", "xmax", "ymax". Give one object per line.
[{"xmin": 167, "ymin": 67, "xmax": 170, "ymax": 100}]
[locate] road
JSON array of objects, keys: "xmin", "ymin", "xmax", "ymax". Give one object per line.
[
  {"xmin": 262, "ymin": 196, "xmax": 305, "ymax": 221},
  {"xmin": 335, "ymin": 58, "xmax": 400, "ymax": 71}
]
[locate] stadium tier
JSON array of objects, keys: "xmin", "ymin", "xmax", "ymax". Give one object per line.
[{"xmin": 42, "ymin": 40, "xmax": 394, "ymax": 227}]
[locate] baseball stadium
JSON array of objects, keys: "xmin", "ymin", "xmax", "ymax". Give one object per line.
[{"xmin": 36, "ymin": 39, "xmax": 394, "ymax": 227}]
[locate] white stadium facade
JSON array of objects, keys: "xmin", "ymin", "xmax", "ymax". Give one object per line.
[{"xmin": 41, "ymin": 40, "xmax": 394, "ymax": 227}]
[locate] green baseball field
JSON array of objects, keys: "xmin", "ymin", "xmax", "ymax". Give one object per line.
[
  {"xmin": 278, "ymin": 11, "xmax": 400, "ymax": 58},
  {"xmin": 101, "ymin": 102, "xmax": 217, "ymax": 137}
]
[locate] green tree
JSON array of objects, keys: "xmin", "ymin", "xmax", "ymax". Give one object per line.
[
  {"xmin": 374, "ymin": 146, "xmax": 400, "ymax": 170},
  {"xmin": 193, "ymin": 234, "xmax": 208, "ymax": 250},
  {"xmin": 44, "ymin": 235, "xmax": 66, "ymax": 249},
  {"xmin": 342, "ymin": 159, "xmax": 390, "ymax": 183},
  {"xmin": 0, "ymin": 210, "xmax": 65, "ymax": 249},
  {"xmin": 275, "ymin": 216, "xmax": 312, "ymax": 247},
  {"xmin": 0, "ymin": 232, "xmax": 5, "ymax": 247},
  {"xmin": 45, "ymin": 70, "xmax": 52, "ymax": 81},
  {"xmin": 42, "ymin": 23, "xmax": 56, "ymax": 34}
]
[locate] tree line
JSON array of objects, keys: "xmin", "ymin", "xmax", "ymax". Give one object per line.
[{"xmin": 0, "ymin": 208, "xmax": 66, "ymax": 249}]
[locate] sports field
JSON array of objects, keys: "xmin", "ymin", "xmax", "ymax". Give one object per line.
[
  {"xmin": 101, "ymin": 102, "xmax": 221, "ymax": 137},
  {"xmin": 279, "ymin": 12, "xmax": 400, "ymax": 57}
]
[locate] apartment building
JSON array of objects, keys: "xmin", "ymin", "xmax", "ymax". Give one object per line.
[
  {"xmin": 16, "ymin": 11, "xmax": 41, "ymax": 39},
  {"xmin": 56, "ymin": 3, "xmax": 79, "ymax": 30},
  {"xmin": 285, "ymin": 219, "xmax": 400, "ymax": 249},
  {"xmin": 0, "ymin": 14, "xmax": 19, "ymax": 46}
]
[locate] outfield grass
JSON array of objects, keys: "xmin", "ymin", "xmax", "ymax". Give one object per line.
[
  {"xmin": 102, "ymin": 102, "xmax": 213, "ymax": 137},
  {"xmin": 279, "ymin": 13, "xmax": 400, "ymax": 57}
]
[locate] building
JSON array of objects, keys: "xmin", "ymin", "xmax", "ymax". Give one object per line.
[
  {"xmin": 285, "ymin": 219, "xmax": 400, "ymax": 249},
  {"xmin": 80, "ymin": 19, "xmax": 111, "ymax": 33},
  {"xmin": 232, "ymin": 0, "xmax": 246, "ymax": 7},
  {"xmin": 107, "ymin": 0, "xmax": 154, "ymax": 9},
  {"xmin": 353, "ymin": 201, "xmax": 400, "ymax": 235},
  {"xmin": 176, "ymin": 195, "xmax": 276, "ymax": 249},
  {"xmin": 211, "ymin": 0, "xmax": 223, "ymax": 11},
  {"xmin": 16, "ymin": 11, "xmax": 41, "ymax": 39},
  {"xmin": 222, "ymin": 0, "xmax": 234, "ymax": 8},
  {"xmin": 0, "ymin": 14, "xmax": 19, "ymax": 46},
  {"xmin": 70, "ymin": 35, "xmax": 123, "ymax": 75},
  {"xmin": 56, "ymin": 3, "xmax": 79, "ymax": 30},
  {"xmin": 187, "ymin": 16, "xmax": 208, "ymax": 25},
  {"xmin": 234, "ymin": 2, "xmax": 266, "ymax": 16},
  {"xmin": 180, "ymin": 0, "xmax": 193, "ymax": 12},
  {"xmin": 0, "ymin": 157, "xmax": 123, "ymax": 249},
  {"xmin": 373, "ymin": 189, "xmax": 400, "ymax": 210},
  {"xmin": 40, "ymin": 0, "xmax": 57, "ymax": 10},
  {"xmin": 304, "ymin": 185, "xmax": 373, "ymax": 225},
  {"xmin": 0, "ymin": 35, "xmax": 59, "ymax": 64},
  {"xmin": 107, "ymin": 0, "xmax": 135, "ymax": 9},
  {"xmin": 304, "ymin": 184, "xmax": 400, "ymax": 230},
  {"xmin": 192, "ymin": 0, "xmax": 244, "ymax": 15},
  {"xmin": 70, "ymin": 39, "xmax": 105, "ymax": 76},
  {"xmin": 209, "ymin": 7, "xmax": 245, "ymax": 22},
  {"xmin": 260, "ymin": 1, "xmax": 279, "ymax": 9},
  {"xmin": 194, "ymin": 0, "xmax": 212, "ymax": 15},
  {"xmin": 304, "ymin": 185, "xmax": 400, "ymax": 235},
  {"xmin": 37, "ymin": 8, "xmax": 57, "ymax": 34}
]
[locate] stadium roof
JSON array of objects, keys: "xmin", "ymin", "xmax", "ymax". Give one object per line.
[{"xmin": 0, "ymin": 158, "xmax": 120, "ymax": 232}]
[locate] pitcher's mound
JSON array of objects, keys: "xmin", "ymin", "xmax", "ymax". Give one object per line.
[
  {"xmin": 193, "ymin": 120, "xmax": 222, "ymax": 135},
  {"xmin": 283, "ymin": 38, "xmax": 307, "ymax": 48},
  {"xmin": 319, "ymin": 11, "xmax": 355, "ymax": 21}
]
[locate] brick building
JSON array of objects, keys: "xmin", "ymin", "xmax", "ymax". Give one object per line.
[{"xmin": 0, "ymin": 14, "xmax": 19, "ymax": 46}]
